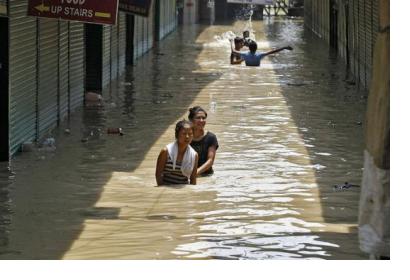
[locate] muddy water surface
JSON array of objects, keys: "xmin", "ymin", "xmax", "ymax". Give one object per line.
[{"xmin": 0, "ymin": 19, "xmax": 367, "ymax": 259}]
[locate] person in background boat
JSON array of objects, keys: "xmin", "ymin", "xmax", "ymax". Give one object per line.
[
  {"xmin": 156, "ymin": 120, "xmax": 198, "ymax": 186},
  {"xmin": 188, "ymin": 106, "xmax": 219, "ymax": 176},
  {"xmin": 230, "ymin": 39, "xmax": 293, "ymax": 67},
  {"xmin": 231, "ymin": 37, "xmax": 245, "ymax": 65}
]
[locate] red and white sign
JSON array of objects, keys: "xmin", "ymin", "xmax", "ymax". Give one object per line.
[{"xmin": 27, "ymin": 0, "xmax": 119, "ymax": 25}]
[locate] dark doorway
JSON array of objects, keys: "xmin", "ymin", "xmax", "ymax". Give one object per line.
[
  {"xmin": 176, "ymin": 0, "xmax": 184, "ymax": 25},
  {"xmin": 329, "ymin": 0, "xmax": 338, "ymax": 50},
  {"xmin": 85, "ymin": 24, "xmax": 102, "ymax": 91},
  {"xmin": 0, "ymin": 17, "xmax": 9, "ymax": 161},
  {"xmin": 126, "ymin": 14, "xmax": 134, "ymax": 65},
  {"xmin": 215, "ymin": 0, "xmax": 227, "ymax": 21},
  {"xmin": 154, "ymin": 0, "xmax": 161, "ymax": 41}
]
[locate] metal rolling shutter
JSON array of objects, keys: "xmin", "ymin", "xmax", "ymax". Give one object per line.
[
  {"xmin": 102, "ymin": 25, "xmax": 111, "ymax": 88},
  {"xmin": 170, "ymin": 0, "xmax": 175, "ymax": 33},
  {"xmin": 353, "ymin": 0, "xmax": 360, "ymax": 80},
  {"xmin": 338, "ymin": 2, "xmax": 348, "ymax": 63},
  {"xmin": 111, "ymin": 25, "xmax": 119, "ymax": 80},
  {"xmin": 164, "ymin": 0, "xmax": 169, "ymax": 35},
  {"xmin": 348, "ymin": 1, "xmax": 356, "ymax": 78},
  {"xmin": 372, "ymin": 0, "xmax": 379, "ymax": 50},
  {"xmin": 324, "ymin": 0, "xmax": 329, "ymax": 43},
  {"xmin": 9, "ymin": 0, "xmax": 37, "ymax": 154},
  {"xmin": 69, "ymin": 22, "xmax": 85, "ymax": 110},
  {"xmin": 133, "ymin": 15, "xmax": 139, "ymax": 60},
  {"xmin": 304, "ymin": 0, "xmax": 312, "ymax": 31},
  {"xmin": 358, "ymin": 0, "xmax": 366, "ymax": 86},
  {"xmin": 59, "ymin": 21, "xmax": 69, "ymax": 121},
  {"xmin": 118, "ymin": 12, "xmax": 126, "ymax": 74},
  {"xmin": 166, "ymin": 0, "xmax": 170, "ymax": 35},
  {"xmin": 160, "ymin": 0, "xmax": 165, "ymax": 39},
  {"xmin": 142, "ymin": 17, "xmax": 148, "ymax": 54},
  {"xmin": 147, "ymin": 3, "xmax": 154, "ymax": 50},
  {"xmin": 38, "ymin": 18, "xmax": 59, "ymax": 136},
  {"xmin": 137, "ymin": 16, "xmax": 144, "ymax": 56},
  {"xmin": 364, "ymin": 0, "xmax": 373, "ymax": 87},
  {"xmin": 319, "ymin": 0, "xmax": 323, "ymax": 38}
]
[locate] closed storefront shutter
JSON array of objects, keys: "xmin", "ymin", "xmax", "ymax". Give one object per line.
[
  {"xmin": 118, "ymin": 12, "xmax": 126, "ymax": 74},
  {"xmin": 348, "ymin": 1, "xmax": 356, "ymax": 77},
  {"xmin": 59, "ymin": 21, "xmax": 69, "ymax": 121},
  {"xmin": 69, "ymin": 22, "xmax": 84, "ymax": 110},
  {"xmin": 9, "ymin": 0, "xmax": 37, "ymax": 154},
  {"xmin": 353, "ymin": 0, "xmax": 360, "ymax": 80},
  {"xmin": 160, "ymin": 1, "xmax": 166, "ymax": 39},
  {"xmin": 111, "ymin": 25, "xmax": 119, "ymax": 80},
  {"xmin": 164, "ymin": 0, "xmax": 169, "ymax": 35},
  {"xmin": 38, "ymin": 18, "xmax": 59, "ymax": 136},
  {"xmin": 338, "ymin": 1, "xmax": 346, "ymax": 61},
  {"xmin": 171, "ymin": 0, "xmax": 175, "ymax": 33},
  {"xmin": 137, "ymin": 16, "xmax": 144, "ymax": 57},
  {"xmin": 358, "ymin": 0, "xmax": 366, "ymax": 86},
  {"xmin": 142, "ymin": 17, "xmax": 148, "ymax": 54},
  {"xmin": 364, "ymin": 0, "xmax": 373, "ymax": 87},
  {"xmin": 147, "ymin": 3, "xmax": 154, "ymax": 50},
  {"xmin": 102, "ymin": 25, "xmax": 111, "ymax": 88},
  {"xmin": 166, "ymin": 0, "xmax": 171, "ymax": 35},
  {"xmin": 372, "ymin": 0, "xmax": 379, "ymax": 50},
  {"xmin": 133, "ymin": 16, "xmax": 139, "ymax": 60}
]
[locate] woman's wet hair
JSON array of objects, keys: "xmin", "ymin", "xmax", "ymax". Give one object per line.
[
  {"xmin": 188, "ymin": 106, "xmax": 208, "ymax": 121},
  {"xmin": 175, "ymin": 119, "xmax": 193, "ymax": 139}
]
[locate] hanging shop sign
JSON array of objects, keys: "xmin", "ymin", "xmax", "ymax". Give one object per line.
[
  {"xmin": 119, "ymin": 0, "xmax": 152, "ymax": 17},
  {"xmin": 27, "ymin": 0, "xmax": 119, "ymax": 25},
  {"xmin": 227, "ymin": 0, "xmax": 274, "ymax": 5}
]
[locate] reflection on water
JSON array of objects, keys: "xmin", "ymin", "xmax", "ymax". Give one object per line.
[{"xmin": 0, "ymin": 19, "xmax": 367, "ymax": 259}]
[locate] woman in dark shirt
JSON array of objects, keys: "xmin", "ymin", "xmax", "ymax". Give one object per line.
[{"xmin": 188, "ymin": 106, "xmax": 219, "ymax": 175}]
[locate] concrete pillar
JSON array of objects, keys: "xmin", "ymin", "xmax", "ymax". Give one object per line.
[{"xmin": 358, "ymin": 0, "xmax": 390, "ymax": 259}]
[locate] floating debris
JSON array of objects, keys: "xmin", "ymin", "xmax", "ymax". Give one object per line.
[
  {"xmin": 107, "ymin": 128, "xmax": 124, "ymax": 136},
  {"xmin": 333, "ymin": 182, "xmax": 360, "ymax": 191}
]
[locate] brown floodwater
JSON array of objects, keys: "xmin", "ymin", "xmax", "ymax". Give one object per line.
[{"xmin": 0, "ymin": 18, "xmax": 368, "ymax": 259}]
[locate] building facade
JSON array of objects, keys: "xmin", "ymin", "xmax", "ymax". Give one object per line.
[
  {"xmin": 304, "ymin": 0, "xmax": 379, "ymax": 89},
  {"xmin": 0, "ymin": 0, "xmax": 178, "ymax": 160}
]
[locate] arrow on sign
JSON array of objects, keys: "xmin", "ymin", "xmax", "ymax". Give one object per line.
[
  {"xmin": 95, "ymin": 12, "xmax": 111, "ymax": 18},
  {"xmin": 35, "ymin": 3, "xmax": 50, "ymax": 12}
]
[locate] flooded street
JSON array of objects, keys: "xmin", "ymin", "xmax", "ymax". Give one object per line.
[{"xmin": 0, "ymin": 18, "xmax": 368, "ymax": 259}]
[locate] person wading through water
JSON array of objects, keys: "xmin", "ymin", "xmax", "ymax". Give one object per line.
[
  {"xmin": 230, "ymin": 39, "xmax": 293, "ymax": 67},
  {"xmin": 156, "ymin": 120, "xmax": 198, "ymax": 185},
  {"xmin": 188, "ymin": 106, "xmax": 219, "ymax": 176}
]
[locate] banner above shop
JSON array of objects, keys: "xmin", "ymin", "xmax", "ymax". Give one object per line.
[
  {"xmin": 27, "ymin": 0, "xmax": 119, "ymax": 25},
  {"xmin": 119, "ymin": 0, "xmax": 152, "ymax": 17},
  {"xmin": 227, "ymin": 0, "xmax": 274, "ymax": 5}
]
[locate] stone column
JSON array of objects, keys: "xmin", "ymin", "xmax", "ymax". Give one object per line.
[{"xmin": 358, "ymin": 0, "xmax": 390, "ymax": 259}]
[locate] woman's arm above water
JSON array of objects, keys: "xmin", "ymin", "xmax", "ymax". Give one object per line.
[
  {"xmin": 190, "ymin": 153, "xmax": 199, "ymax": 185},
  {"xmin": 197, "ymin": 145, "xmax": 217, "ymax": 176},
  {"xmin": 155, "ymin": 148, "xmax": 167, "ymax": 186}
]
